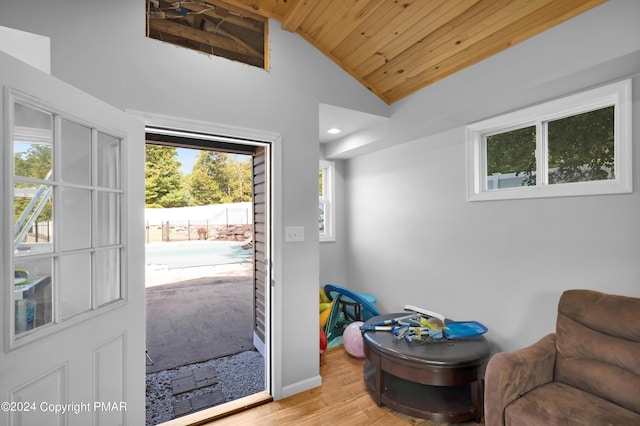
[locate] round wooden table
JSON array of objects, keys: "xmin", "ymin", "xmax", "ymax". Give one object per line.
[{"xmin": 361, "ymin": 313, "xmax": 491, "ymax": 423}]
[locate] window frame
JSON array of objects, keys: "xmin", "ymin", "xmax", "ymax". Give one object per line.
[
  {"xmin": 466, "ymin": 79, "xmax": 632, "ymax": 201},
  {"xmin": 319, "ymin": 160, "xmax": 335, "ymax": 242}
]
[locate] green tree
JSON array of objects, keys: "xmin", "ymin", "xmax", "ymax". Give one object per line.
[
  {"xmin": 486, "ymin": 106, "xmax": 614, "ymax": 186},
  {"xmin": 145, "ymin": 145, "xmax": 188, "ymax": 207},
  {"xmin": 14, "ymin": 144, "xmax": 52, "ymax": 180},
  {"xmin": 188, "ymin": 151, "xmax": 228, "ymax": 205},
  {"xmin": 187, "ymin": 152, "xmax": 252, "ymax": 205},
  {"xmin": 547, "ymin": 106, "xmax": 614, "ymax": 184},
  {"xmin": 222, "ymin": 156, "xmax": 252, "ymax": 202},
  {"xmin": 486, "ymin": 126, "xmax": 536, "ymax": 178},
  {"xmin": 14, "ymin": 144, "xmax": 53, "ymax": 222}
]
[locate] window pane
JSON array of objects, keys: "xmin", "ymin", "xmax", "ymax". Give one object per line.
[
  {"xmin": 59, "ymin": 252, "xmax": 92, "ymax": 319},
  {"xmin": 95, "ymin": 249, "xmax": 121, "ymax": 306},
  {"xmin": 97, "ymin": 132, "xmax": 121, "ymax": 189},
  {"xmin": 59, "ymin": 187, "xmax": 91, "ymax": 251},
  {"xmin": 97, "ymin": 192, "xmax": 120, "ymax": 246},
  {"xmin": 61, "ymin": 119, "xmax": 92, "ymax": 185},
  {"xmin": 486, "ymin": 126, "xmax": 536, "ymax": 190},
  {"xmin": 14, "ymin": 258, "xmax": 53, "ymax": 335},
  {"xmin": 547, "ymin": 106, "xmax": 614, "ymax": 184},
  {"xmin": 14, "ymin": 183, "xmax": 54, "ymax": 256},
  {"xmin": 319, "ymin": 201, "xmax": 325, "ymax": 234}
]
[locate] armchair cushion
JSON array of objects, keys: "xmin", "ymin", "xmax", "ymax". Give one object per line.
[{"xmin": 504, "ymin": 382, "xmax": 640, "ymax": 425}]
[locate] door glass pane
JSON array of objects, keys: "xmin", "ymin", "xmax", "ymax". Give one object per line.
[
  {"xmin": 59, "ymin": 253, "xmax": 92, "ymax": 319},
  {"xmin": 8, "ymin": 93, "xmax": 128, "ymax": 344},
  {"xmin": 60, "ymin": 119, "xmax": 92, "ymax": 185},
  {"xmin": 96, "ymin": 249, "xmax": 121, "ymax": 306},
  {"xmin": 14, "ymin": 102, "xmax": 53, "ymax": 129},
  {"xmin": 13, "ymin": 103, "xmax": 53, "ymax": 180},
  {"xmin": 13, "ymin": 142, "xmax": 53, "ymax": 180},
  {"xmin": 14, "ymin": 258, "xmax": 53, "ymax": 335},
  {"xmin": 486, "ymin": 126, "xmax": 536, "ymax": 190},
  {"xmin": 547, "ymin": 106, "xmax": 615, "ymax": 184},
  {"xmin": 59, "ymin": 187, "xmax": 91, "ymax": 251},
  {"xmin": 97, "ymin": 132, "xmax": 120, "ymax": 189},
  {"xmin": 14, "ymin": 183, "xmax": 54, "ymax": 256},
  {"xmin": 97, "ymin": 192, "xmax": 120, "ymax": 246}
]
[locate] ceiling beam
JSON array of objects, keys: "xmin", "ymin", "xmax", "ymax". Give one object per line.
[
  {"xmin": 148, "ymin": 18, "xmax": 262, "ymax": 59},
  {"xmin": 182, "ymin": 1, "xmax": 265, "ymax": 32},
  {"xmin": 199, "ymin": 15, "xmax": 263, "ymax": 58},
  {"xmin": 215, "ymin": 0, "xmax": 284, "ymax": 21}
]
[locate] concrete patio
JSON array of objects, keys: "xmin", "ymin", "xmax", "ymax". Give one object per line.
[
  {"xmin": 145, "ymin": 262, "xmax": 263, "ymax": 425},
  {"xmin": 145, "ymin": 263, "xmax": 254, "ymax": 373}
]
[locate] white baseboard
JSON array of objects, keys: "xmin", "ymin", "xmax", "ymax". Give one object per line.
[{"xmin": 280, "ymin": 375, "xmax": 322, "ymax": 399}]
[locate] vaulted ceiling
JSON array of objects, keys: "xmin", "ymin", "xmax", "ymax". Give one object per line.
[
  {"xmin": 147, "ymin": 0, "xmax": 606, "ymax": 104},
  {"xmin": 221, "ymin": 0, "xmax": 607, "ymax": 104}
]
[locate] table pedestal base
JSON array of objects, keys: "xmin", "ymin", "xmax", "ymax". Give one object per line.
[{"xmin": 364, "ymin": 360, "xmax": 480, "ymax": 423}]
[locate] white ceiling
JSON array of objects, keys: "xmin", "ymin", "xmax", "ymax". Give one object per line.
[{"xmin": 319, "ymin": 103, "xmax": 388, "ymax": 144}]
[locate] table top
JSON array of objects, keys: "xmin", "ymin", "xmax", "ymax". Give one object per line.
[{"xmin": 362, "ymin": 313, "xmax": 491, "ymax": 368}]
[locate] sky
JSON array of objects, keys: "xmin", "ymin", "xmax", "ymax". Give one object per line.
[
  {"xmin": 176, "ymin": 147, "xmax": 198, "ymax": 174},
  {"xmin": 175, "ymin": 147, "xmax": 250, "ymax": 175}
]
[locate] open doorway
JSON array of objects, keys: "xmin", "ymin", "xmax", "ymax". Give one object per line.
[{"xmin": 143, "ymin": 129, "xmax": 272, "ymax": 425}]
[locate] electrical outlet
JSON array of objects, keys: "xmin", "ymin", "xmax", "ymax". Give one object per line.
[{"xmin": 285, "ymin": 226, "xmax": 304, "ymax": 242}]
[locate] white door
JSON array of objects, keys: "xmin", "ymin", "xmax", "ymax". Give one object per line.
[{"xmin": 0, "ymin": 50, "xmax": 145, "ymax": 426}]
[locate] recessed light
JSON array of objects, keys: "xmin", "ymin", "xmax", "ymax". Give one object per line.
[{"xmin": 327, "ymin": 128, "xmax": 342, "ymax": 134}]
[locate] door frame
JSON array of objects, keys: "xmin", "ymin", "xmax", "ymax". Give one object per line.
[{"xmin": 128, "ymin": 110, "xmax": 282, "ymax": 399}]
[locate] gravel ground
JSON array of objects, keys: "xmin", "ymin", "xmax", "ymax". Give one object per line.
[{"xmin": 146, "ymin": 350, "xmax": 265, "ymax": 426}]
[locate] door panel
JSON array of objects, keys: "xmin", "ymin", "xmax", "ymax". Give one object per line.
[
  {"xmin": 252, "ymin": 146, "xmax": 268, "ymax": 353},
  {"xmin": 0, "ymin": 50, "xmax": 145, "ymax": 425}
]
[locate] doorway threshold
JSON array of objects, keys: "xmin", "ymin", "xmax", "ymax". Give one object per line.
[{"xmin": 159, "ymin": 391, "xmax": 273, "ymax": 426}]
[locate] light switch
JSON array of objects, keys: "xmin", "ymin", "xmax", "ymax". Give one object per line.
[{"xmin": 285, "ymin": 226, "xmax": 304, "ymax": 242}]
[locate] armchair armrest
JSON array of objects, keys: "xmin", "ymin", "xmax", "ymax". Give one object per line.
[{"xmin": 484, "ymin": 333, "xmax": 557, "ymax": 426}]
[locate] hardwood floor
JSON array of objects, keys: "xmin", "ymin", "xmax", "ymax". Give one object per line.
[{"xmin": 200, "ymin": 347, "xmax": 482, "ymax": 426}]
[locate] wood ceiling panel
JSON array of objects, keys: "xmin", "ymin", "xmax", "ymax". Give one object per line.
[
  {"xmin": 296, "ymin": 1, "xmax": 332, "ymax": 38},
  {"xmin": 383, "ymin": 0, "xmax": 608, "ymax": 102},
  {"xmin": 365, "ymin": 0, "xmax": 554, "ymax": 94},
  {"xmin": 329, "ymin": 1, "xmax": 409, "ymax": 62},
  {"xmin": 187, "ymin": 0, "xmax": 608, "ymax": 104},
  {"xmin": 350, "ymin": 0, "xmax": 478, "ymax": 78},
  {"xmin": 281, "ymin": 0, "xmax": 318, "ymax": 31},
  {"xmin": 307, "ymin": 0, "xmax": 378, "ymax": 48}
]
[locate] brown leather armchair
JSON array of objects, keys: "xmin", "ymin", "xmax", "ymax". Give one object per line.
[{"xmin": 484, "ymin": 289, "xmax": 640, "ymax": 425}]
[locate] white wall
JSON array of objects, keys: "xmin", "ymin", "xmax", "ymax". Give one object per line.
[
  {"xmin": 345, "ymin": 0, "xmax": 640, "ymax": 353},
  {"xmin": 0, "ymin": 25, "xmax": 49, "ymax": 73},
  {"xmin": 0, "ymin": 0, "xmax": 387, "ymax": 399},
  {"xmin": 6, "ymin": 0, "xmax": 640, "ymax": 399}
]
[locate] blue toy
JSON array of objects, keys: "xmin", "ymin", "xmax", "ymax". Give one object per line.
[{"xmin": 322, "ymin": 284, "xmax": 380, "ymax": 347}]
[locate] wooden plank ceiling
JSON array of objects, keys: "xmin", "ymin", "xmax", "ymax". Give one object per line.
[{"xmin": 151, "ymin": 0, "xmax": 607, "ymax": 104}]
